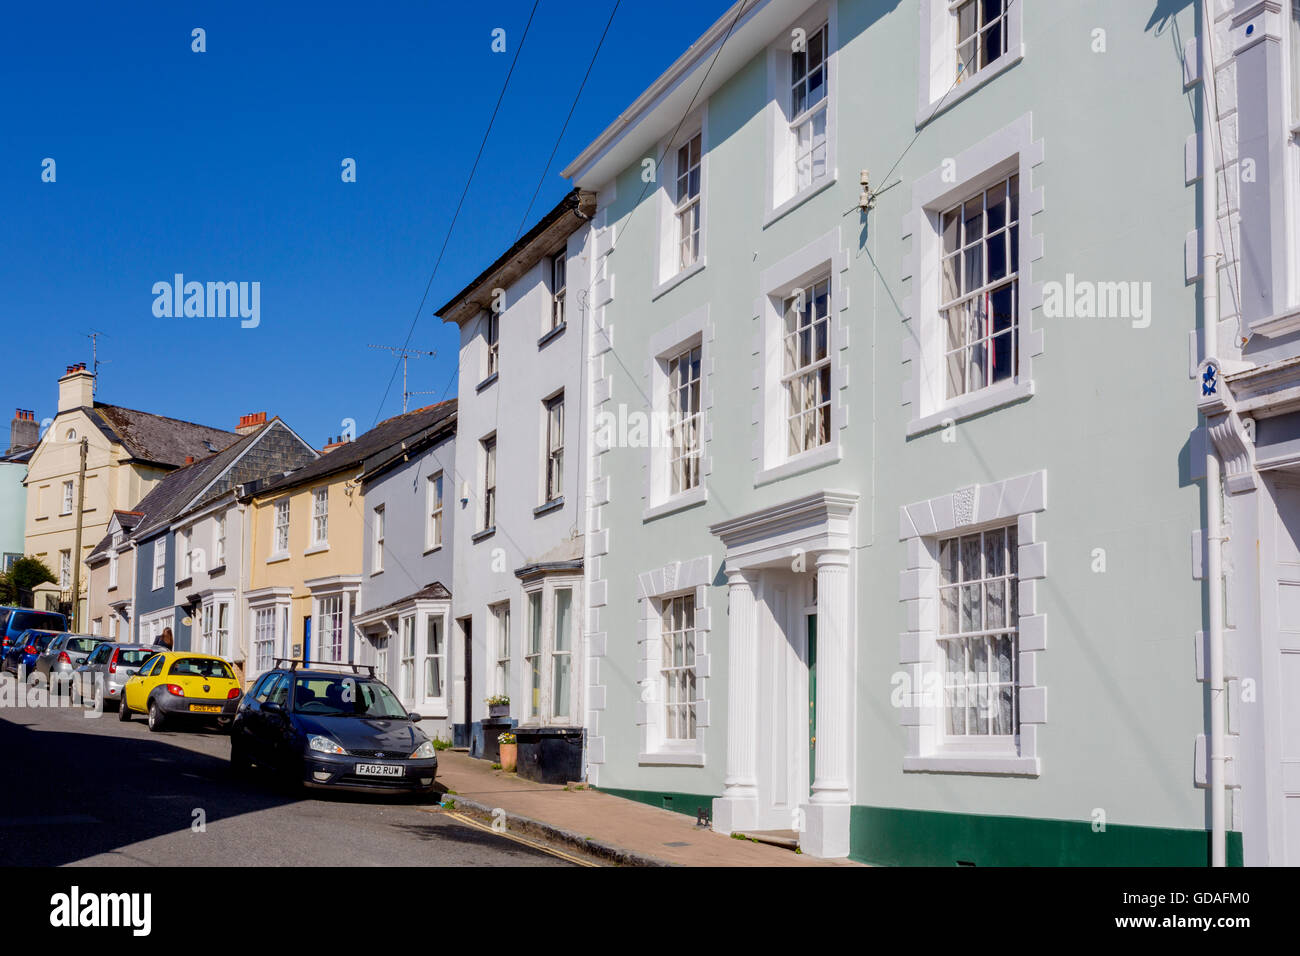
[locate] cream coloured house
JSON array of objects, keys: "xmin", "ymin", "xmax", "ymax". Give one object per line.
[{"xmin": 24, "ymin": 363, "xmax": 241, "ymax": 627}]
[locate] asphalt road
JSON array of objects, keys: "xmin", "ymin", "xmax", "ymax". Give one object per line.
[{"xmin": 0, "ymin": 676, "xmax": 573, "ymax": 867}]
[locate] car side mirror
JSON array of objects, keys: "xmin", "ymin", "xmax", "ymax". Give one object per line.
[
  {"xmin": 264, "ymin": 701, "xmax": 283, "ymax": 713},
  {"xmin": 408, "ymin": 712, "xmax": 422, "ymax": 722}
]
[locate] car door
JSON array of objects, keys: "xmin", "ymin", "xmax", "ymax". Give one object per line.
[
  {"xmin": 262, "ymin": 674, "xmax": 292, "ymax": 769},
  {"xmin": 126, "ymin": 654, "xmax": 163, "ymax": 711}
]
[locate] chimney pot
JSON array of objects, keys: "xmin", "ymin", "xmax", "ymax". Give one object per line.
[{"xmin": 185, "ymin": 455, "xmax": 195, "ymax": 465}]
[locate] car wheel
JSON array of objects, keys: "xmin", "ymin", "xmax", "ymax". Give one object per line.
[
  {"xmin": 118, "ymin": 699, "xmax": 131, "ymax": 721},
  {"xmin": 147, "ymin": 700, "xmax": 165, "ymax": 732}
]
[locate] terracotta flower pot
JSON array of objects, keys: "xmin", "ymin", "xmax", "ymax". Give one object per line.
[{"xmin": 499, "ymin": 742, "xmax": 518, "ymax": 772}]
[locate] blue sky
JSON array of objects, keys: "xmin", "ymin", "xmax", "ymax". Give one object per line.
[{"xmin": 0, "ymin": 0, "xmax": 729, "ymax": 446}]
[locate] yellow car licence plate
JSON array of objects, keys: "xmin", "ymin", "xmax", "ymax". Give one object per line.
[{"xmin": 189, "ymin": 704, "xmax": 221, "ymax": 713}]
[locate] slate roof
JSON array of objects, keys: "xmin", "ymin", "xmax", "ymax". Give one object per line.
[
  {"xmin": 87, "ymin": 465, "xmax": 205, "ymax": 559},
  {"xmin": 89, "ymin": 403, "xmax": 240, "ymax": 468},
  {"xmin": 242, "ymin": 400, "xmax": 457, "ymax": 498},
  {"xmin": 357, "ymin": 582, "xmax": 452, "ymax": 620},
  {"xmin": 129, "ymin": 418, "xmax": 309, "ymax": 540},
  {"xmin": 87, "ymin": 511, "xmax": 144, "ymax": 561}
]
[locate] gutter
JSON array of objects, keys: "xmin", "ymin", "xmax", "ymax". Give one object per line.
[{"xmin": 1198, "ymin": 0, "xmax": 1226, "ymax": 868}]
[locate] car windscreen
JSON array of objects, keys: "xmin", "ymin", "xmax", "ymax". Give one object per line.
[
  {"xmin": 64, "ymin": 638, "xmax": 103, "ymax": 654},
  {"xmin": 12, "ymin": 612, "xmax": 66, "ymax": 633},
  {"xmin": 292, "ymin": 676, "xmax": 407, "ymax": 718},
  {"xmin": 29, "ymin": 632, "xmax": 57, "ymax": 649},
  {"xmin": 117, "ymin": 649, "xmax": 153, "ymax": 666},
  {"xmin": 167, "ymin": 658, "xmax": 235, "ymax": 679}
]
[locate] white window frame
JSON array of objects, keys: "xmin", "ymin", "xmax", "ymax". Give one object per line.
[
  {"xmin": 372, "ymin": 505, "xmax": 385, "ymax": 573},
  {"xmin": 253, "ymin": 606, "xmax": 276, "ymax": 673},
  {"xmin": 916, "ymin": 0, "xmax": 1024, "ymax": 126},
  {"xmin": 271, "ymin": 499, "xmax": 290, "ymax": 559},
  {"xmin": 482, "ymin": 436, "xmax": 497, "ymax": 531},
  {"xmin": 486, "ymin": 310, "xmax": 500, "ymax": 378},
  {"xmin": 897, "ymin": 470, "xmax": 1047, "ymax": 775},
  {"xmin": 421, "ymin": 609, "xmax": 447, "ymax": 709},
  {"xmin": 214, "ymin": 513, "xmax": 226, "ymax": 568},
  {"xmin": 902, "ymin": 113, "xmax": 1043, "ymax": 436},
  {"xmin": 653, "ymin": 112, "xmax": 709, "ymax": 296},
  {"xmin": 543, "ymin": 394, "xmax": 564, "ymax": 504},
  {"xmin": 492, "ymin": 601, "xmax": 512, "ymax": 705},
  {"xmin": 644, "ymin": 306, "xmax": 713, "ymax": 519},
  {"xmin": 152, "ymin": 538, "xmax": 166, "ymax": 590},
  {"xmin": 781, "ymin": 274, "xmax": 833, "ymax": 459},
  {"xmin": 108, "ymin": 614, "xmax": 117, "ymax": 639},
  {"xmin": 634, "ymin": 557, "xmax": 712, "ymax": 765},
  {"xmin": 659, "ymin": 592, "xmax": 699, "ymax": 743},
  {"xmin": 755, "ymin": 228, "xmax": 847, "ymax": 485},
  {"xmin": 310, "ymin": 487, "xmax": 329, "ymax": 549},
  {"xmin": 61, "ymin": 480, "xmax": 73, "ymax": 516},
  {"xmin": 178, "ymin": 527, "xmax": 193, "ymax": 580},
  {"xmin": 317, "ymin": 594, "xmax": 345, "ymax": 664},
  {"xmin": 549, "ymin": 252, "xmax": 567, "ymax": 330},
  {"xmin": 247, "ymin": 587, "xmax": 292, "ymax": 680},
  {"xmin": 426, "ymin": 472, "xmax": 444, "ymax": 551},
  {"xmin": 108, "ymin": 537, "xmax": 119, "ymax": 589},
  {"xmin": 764, "ymin": 4, "xmax": 837, "ymax": 224},
  {"xmin": 59, "ymin": 549, "xmax": 71, "ymax": 589},
  {"xmin": 399, "ymin": 614, "xmax": 416, "ymax": 703},
  {"xmin": 519, "ymin": 577, "xmax": 583, "ymax": 727}
]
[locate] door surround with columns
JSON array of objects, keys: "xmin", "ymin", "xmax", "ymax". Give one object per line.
[{"xmin": 709, "ymin": 489, "xmax": 858, "ymax": 858}]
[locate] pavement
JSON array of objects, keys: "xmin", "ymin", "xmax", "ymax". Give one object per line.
[{"xmin": 432, "ymin": 749, "xmax": 860, "ymax": 867}]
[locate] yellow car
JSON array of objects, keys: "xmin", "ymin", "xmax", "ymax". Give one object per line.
[{"xmin": 118, "ymin": 651, "xmax": 243, "ymax": 732}]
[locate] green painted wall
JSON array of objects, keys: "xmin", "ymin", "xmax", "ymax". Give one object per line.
[{"xmin": 849, "ymin": 806, "xmax": 1244, "ymax": 868}]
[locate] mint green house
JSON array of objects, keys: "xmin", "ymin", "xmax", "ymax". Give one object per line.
[{"xmin": 563, "ymin": 0, "xmax": 1233, "ymax": 863}]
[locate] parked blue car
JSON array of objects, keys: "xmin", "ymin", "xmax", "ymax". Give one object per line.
[
  {"xmin": 2, "ymin": 629, "xmax": 62, "ymax": 679},
  {"xmin": 0, "ymin": 607, "xmax": 68, "ymax": 657}
]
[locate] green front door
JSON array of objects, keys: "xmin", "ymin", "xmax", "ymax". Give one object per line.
[{"xmin": 808, "ymin": 613, "xmax": 817, "ymax": 796}]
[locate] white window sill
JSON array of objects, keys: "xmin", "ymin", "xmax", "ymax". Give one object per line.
[
  {"xmin": 755, "ymin": 442, "xmax": 841, "ymax": 487},
  {"xmin": 916, "ymin": 49, "xmax": 1024, "ymax": 128},
  {"xmin": 906, "ymin": 379, "xmax": 1033, "ymax": 438},
  {"xmin": 638, "ymin": 750, "xmax": 705, "ymax": 767},
  {"xmin": 422, "ymin": 544, "xmax": 443, "ymax": 556},
  {"xmin": 763, "ymin": 172, "xmax": 837, "ymax": 229},
  {"xmin": 370, "ymin": 568, "xmax": 384, "ymax": 577},
  {"xmin": 304, "ymin": 543, "xmax": 329, "ymax": 556},
  {"xmin": 903, "ymin": 753, "xmax": 1039, "ymax": 776},
  {"xmin": 643, "ymin": 485, "xmax": 707, "ymax": 522},
  {"xmin": 266, "ymin": 553, "xmax": 290, "ymax": 565},
  {"xmin": 652, "ymin": 259, "xmax": 707, "ymax": 301}
]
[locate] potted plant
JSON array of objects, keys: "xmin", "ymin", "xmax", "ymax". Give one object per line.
[
  {"xmin": 498, "ymin": 731, "xmax": 517, "ymax": 772},
  {"xmin": 486, "ymin": 694, "xmax": 510, "ymax": 719}
]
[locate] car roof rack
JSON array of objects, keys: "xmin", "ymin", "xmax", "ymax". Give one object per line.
[{"xmin": 273, "ymin": 657, "xmax": 376, "ymax": 677}]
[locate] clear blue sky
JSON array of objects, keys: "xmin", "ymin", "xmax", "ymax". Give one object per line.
[{"xmin": 0, "ymin": 0, "xmax": 730, "ymax": 446}]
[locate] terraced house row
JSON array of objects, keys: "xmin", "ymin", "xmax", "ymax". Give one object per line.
[{"xmin": 17, "ymin": 0, "xmax": 1300, "ymax": 865}]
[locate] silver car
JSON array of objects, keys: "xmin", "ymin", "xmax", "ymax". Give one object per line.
[
  {"xmin": 32, "ymin": 633, "xmax": 109, "ymax": 693},
  {"xmin": 71, "ymin": 643, "xmax": 156, "ymax": 710}
]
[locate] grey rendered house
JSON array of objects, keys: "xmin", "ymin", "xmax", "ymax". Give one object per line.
[
  {"xmin": 435, "ymin": 189, "xmax": 595, "ymax": 772},
  {"xmin": 127, "ymin": 416, "xmax": 318, "ymax": 665},
  {"xmin": 561, "ymin": 0, "xmax": 1225, "ymax": 863},
  {"xmin": 353, "ymin": 400, "xmax": 457, "ymax": 731}
]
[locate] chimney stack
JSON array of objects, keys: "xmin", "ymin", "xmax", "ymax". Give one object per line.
[
  {"xmin": 236, "ymin": 412, "xmax": 268, "ymax": 436},
  {"xmin": 57, "ymin": 364, "xmax": 95, "ymax": 413},
  {"xmin": 8, "ymin": 409, "xmax": 38, "ymax": 454},
  {"xmin": 184, "ymin": 455, "xmax": 195, "ymax": 465},
  {"xmin": 321, "ymin": 435, "xmax": 349, "ymax": 454}
]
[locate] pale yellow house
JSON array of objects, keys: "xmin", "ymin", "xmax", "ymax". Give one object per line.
[
  {"xmin": 241, "ymin": 405, "xmax": 453, "ymax": 674},
  {"xmin": 24, "ymin": 363, "xmax": 242, "ymax": 627}
]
